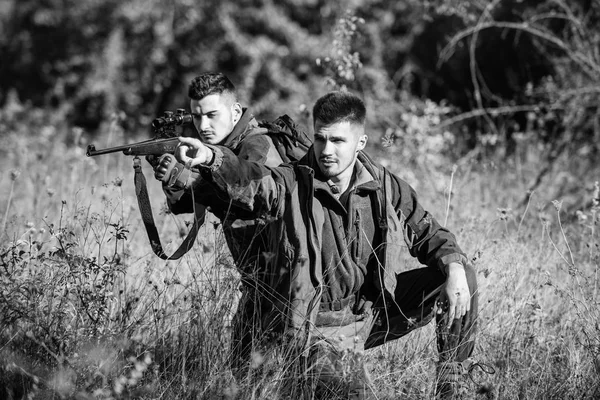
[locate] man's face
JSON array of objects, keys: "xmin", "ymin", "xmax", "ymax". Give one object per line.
[
  {"xmin": 313, "ymin": 120, "xmax": 367, "ymax": 179},
  {"xmin": 190, "ymin": 93, "xmax": 241, "ymax": 145}
]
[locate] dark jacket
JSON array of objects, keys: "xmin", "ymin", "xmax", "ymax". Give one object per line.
[
  {"xmin": 163, "ymin": 108, "xmax": 284, "ymax": 270},
  {"xmin": 194, "ymin": 144, "xmax": 468, "ymax": 336}
]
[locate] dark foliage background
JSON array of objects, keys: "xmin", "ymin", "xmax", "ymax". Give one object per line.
[{"xmin": 1, "ymin": 0, "xmax": 599, "ymax": 203}]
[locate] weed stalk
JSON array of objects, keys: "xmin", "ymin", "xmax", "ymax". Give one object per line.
[{"xmin": 1, "ymin": 170, "xmax": 20, "ymax": 237}]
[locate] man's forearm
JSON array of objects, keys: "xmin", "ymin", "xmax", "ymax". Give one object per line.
[
  {"xmin": 445, "ymin": 261, "xmax": 465, "ymax": 276},
  {"xmin": 185, "ymin": 144, "xmax": 288, "ymax": 218}
]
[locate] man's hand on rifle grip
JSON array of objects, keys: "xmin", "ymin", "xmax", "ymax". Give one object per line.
[
  {"xmin": 146, "ymin": 154, "xmax": 176, "ymax": 182},
  {"xmin": 154, "ymin": 154, "xmax": 177, "ymax": 182},
  {"xmin": 145, "ymin": 155, "xmax": 160, "ymax": 168},
  {"xmin": 144, "ymin": 154, "xmax": 185, "ymax": 188}
]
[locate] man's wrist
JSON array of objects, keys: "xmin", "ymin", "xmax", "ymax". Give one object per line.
[
  {"xmin": 203, "ymin": 147, "xmax": 216, "ymax": 166},
  {"xmin": 445, "ymin": 262, "xmax": 465, "ymax": 276},
  {"xmin": 185, "ymin": 146, "xmax": 214, "ymax": 169},
  {"xmin": 187, "ymin": 145, "xmax": 224, "ymax": 174}
]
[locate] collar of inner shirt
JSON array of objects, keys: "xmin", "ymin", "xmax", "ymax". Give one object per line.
[{"xmin": 314, "ymin": 164, "xmax": 380, "ymax": 204}]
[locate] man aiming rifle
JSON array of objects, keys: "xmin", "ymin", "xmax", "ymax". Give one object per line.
[
  {"xmin": 148, "ymin": 72, "xmax": 314, "ymax": 381},
  {"xmin": 87, "ymin": 72, "xmax": 313, "ymax": 381}
]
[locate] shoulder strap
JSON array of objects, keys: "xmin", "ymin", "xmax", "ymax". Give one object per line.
[
  {"xmin": 357, "ymin": 150, "xmax": 388, "ymax": 230},
  {"xmin": 133, "ymin": 157, "xmax": 204, "ymax": 260}
]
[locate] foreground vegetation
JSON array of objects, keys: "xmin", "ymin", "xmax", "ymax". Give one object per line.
[{"xmin": 1, "ymin": 103, "xmax": 598, "ymax": 399}]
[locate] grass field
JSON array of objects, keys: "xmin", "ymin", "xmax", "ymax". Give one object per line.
[{"xmin": 1, "ymin": 109, "xmax": 599, "ymax": 399}]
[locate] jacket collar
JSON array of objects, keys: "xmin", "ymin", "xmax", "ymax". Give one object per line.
[
  {"xmin": 300, "ymin": 147, "xmax": 380, "ymax": 194},
  {"xmin": 220, "ymin": 108, "xmax": 257, "ymax": 149}
]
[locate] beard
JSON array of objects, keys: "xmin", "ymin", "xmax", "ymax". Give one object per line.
[
  {"xmin": 318, "ymin": 157, "xmax": 355, "ymax": 180},
  {"xmin": 318, "ymin": 158, "xmax": 338, "ymax": 177}
]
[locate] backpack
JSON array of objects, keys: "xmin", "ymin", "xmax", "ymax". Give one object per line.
[{"xmin": 258, "ymin": 114, "xmax": 313, "ymax": 163}]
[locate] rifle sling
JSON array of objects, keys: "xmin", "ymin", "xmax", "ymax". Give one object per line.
[{"xmin": 133, "ymin": 157, "xmax": 204, "ymax": 260}]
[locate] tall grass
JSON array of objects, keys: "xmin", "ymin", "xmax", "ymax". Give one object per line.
[{"xmin": 1, "ymin": 107, "xmax": 599, "ymax": 399}]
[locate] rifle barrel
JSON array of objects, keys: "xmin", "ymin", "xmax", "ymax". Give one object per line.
[
  {"xmin": 86, "ymin": 143, "xmax": 136, "ymax": 156},
  {"xmin": 86, "ymin": 137, "xmax": 180, "ymax": 157}
]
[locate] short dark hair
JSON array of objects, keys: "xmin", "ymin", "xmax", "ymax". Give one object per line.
[
  {"xmin": 188, "ymin": 72, "xmax": 237, "ymax": 101},
  {"xmin": 312, "ymin": 91, "xmax": 366, "ymax": 127}
]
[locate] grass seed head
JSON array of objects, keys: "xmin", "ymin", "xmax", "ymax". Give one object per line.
[
  {"xmin": 9, "ymin": 169, "xmax": 20, "ymax": 181},
  {"xmin": 552, "ymin": 199, "xmax": 563, "ymax": 212}
]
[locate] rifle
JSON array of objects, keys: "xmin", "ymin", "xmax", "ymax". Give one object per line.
[
  {"xmin": 86, "ymin": 109, "xmax": 192, "ymax": 157},
  {"xmin": 86, "ymin": 108, "xmax": 205, "ymax": 261}
]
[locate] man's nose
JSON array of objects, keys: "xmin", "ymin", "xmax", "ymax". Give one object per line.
[
  {"xmin": 321, "ymin": 140, "xmax": 334, "ymax": 155},
  {"xmin": 200, "ymin": 116, "xmax": 210, "ymax": 131}
]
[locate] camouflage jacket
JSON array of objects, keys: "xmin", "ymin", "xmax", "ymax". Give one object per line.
[
  {"xmin": 162, "ymin": 108, "xmax": 284, "ymax": 271},
  {"xmin": 193, "ymin": 145, "xmax": 469, "ymax": 335}
]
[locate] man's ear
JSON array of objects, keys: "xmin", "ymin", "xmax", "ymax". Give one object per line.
[
  {"xmin": 232, "ymin": 102, "xmax": 242, "ymax": 124},
  {"xmin": 357, "ymin": 134, "xmax": 368, "ymax": 152}
]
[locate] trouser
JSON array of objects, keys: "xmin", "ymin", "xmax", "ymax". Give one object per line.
[
  {"xmin": 228, "ymin": 283, "xmax": 284, "ymax": 381},
  {"xmin": 366, "ymin": 264, "xmax": 478, "ymax": 360},
  {"xmin": 307, "ymin": 264, "xmax": 478, "ymax": 398},
  {"xmin": 229, "ymin": 264, "xmax": 478, "ymax": 396}
]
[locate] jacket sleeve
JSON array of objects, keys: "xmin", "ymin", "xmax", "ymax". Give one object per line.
[
  {"xmin": 164, "ymin": 134, "xmax": 285, "ymax": 215},
  {"xmin": 193, "ymin": 145, "xmax": 295, "ymax": 221},
  {"xmin": 162, "ymin": 186, "xmax": 193, "ymax": 215},
  {"xmin": 390, "ymin": 172, "xmax": 468, "ymax": 273}
]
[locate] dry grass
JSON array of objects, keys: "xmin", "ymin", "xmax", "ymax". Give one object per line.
[{"xmin": 1, "ymin": 112, "xmax": 599, "ymax": 399}]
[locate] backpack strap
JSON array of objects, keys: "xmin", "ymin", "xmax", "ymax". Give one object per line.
[
  {"xmin": 357, "ymin": 151, "xmax": 388, "ymax": 230},
  {"xmin": 133, "ymin": 157, "xmax": 204, "ymax": 260}
]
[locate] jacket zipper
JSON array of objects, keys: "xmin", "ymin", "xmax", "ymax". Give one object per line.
[{"xmin": 354, "ymin": 208, "xmax": 361, "ymax": 260}]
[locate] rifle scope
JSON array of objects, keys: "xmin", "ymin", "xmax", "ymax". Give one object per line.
[{"xmin": 152, "ymin": 109, "xmax": 193, "ymax": 129}]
